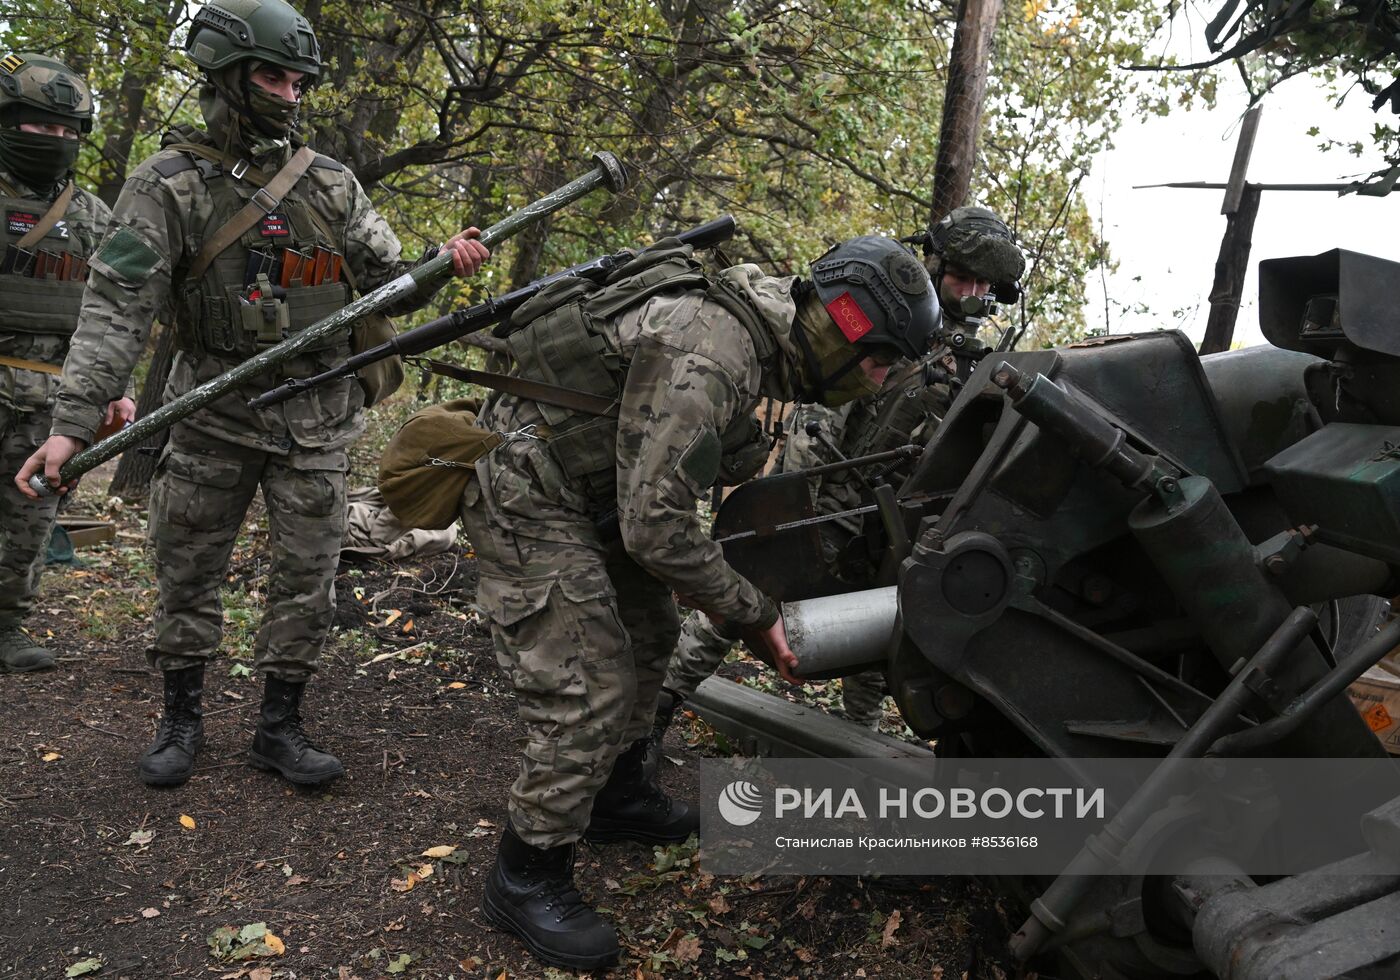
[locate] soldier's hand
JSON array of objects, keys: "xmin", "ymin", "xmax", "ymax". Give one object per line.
[
  {"xmin": 750, "ymin": 615, "xmax": 803, "ymax": 686},
  {"xmin": 105, "ymin": 397, "xmax": 137, "ymax": 428},
  {"xmin": 443, "ymin": 227, "xmax": 490, "ymax": 278},
  {"xmin": 15, "ymin": 435, "xmax": 86, "ymax": 499}
]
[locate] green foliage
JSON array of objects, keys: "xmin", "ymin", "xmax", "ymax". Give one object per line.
[{"xmin": 4, "ymin": 0, "xmax": 1208, "ymax": 346}]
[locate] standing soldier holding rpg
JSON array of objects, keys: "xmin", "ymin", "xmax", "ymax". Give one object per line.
[
  {"xmin": 0, "ymin": 54, "xmax": 132, "ymax": 673},
  {"xmin": 462, "ymin": 234, "xmax": 939, "ymax": 970},
  {"xmin": 16, "ymin": 0, "xmax": 490, "ymax": 787}
]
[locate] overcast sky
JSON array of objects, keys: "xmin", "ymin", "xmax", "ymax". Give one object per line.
[{"xmin": 1085, "ymin": 66, "xmax": 1394, "ymax": 348}]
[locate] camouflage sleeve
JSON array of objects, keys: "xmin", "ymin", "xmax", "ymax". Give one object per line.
[
  {"xmin": 340, "ymin": 171, "xmax": 443, "ymax": 317},
  {"xmin": 615, "ymin": 335, "xmax": 778, "ymax": 630},
  {"xmin": 51, "ymin": 172, "xmax": 180, "ymax": 442}
]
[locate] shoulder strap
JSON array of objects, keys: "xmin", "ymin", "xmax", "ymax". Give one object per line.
[
  {"xmin": 706, "ymin": 277, "xmax": 779, "ymax": 369},
  {"xmin": 422, "ymin": 359, "xmax": 618, "ymax": 417},
  {"xmin": 167, "ymin": 141, "xmax": 360, "ymax": 291},
  {"xmin": 0, "ymin": 172, "xmax": 20, "ymax": 196},
  {"xmin": 16, "ymin": 180, "xmax": 74, "ymax": 249},
  {"xmin": 187, "ymin": 145, "xmax": 317, "ymax": 282}
]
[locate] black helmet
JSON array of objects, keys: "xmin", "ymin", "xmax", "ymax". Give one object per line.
[
  {"xmin": 810, "ymin": 235, "xmax": 941, "ymax": 362},
  {"xmin": 185, "ymin": 0, "xmax": 322, "ymax": 79}
]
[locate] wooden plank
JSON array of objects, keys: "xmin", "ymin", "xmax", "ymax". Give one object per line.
[{"xmin": 1221, "ymin": 105, "xmax": 1263, "ymax": 215}]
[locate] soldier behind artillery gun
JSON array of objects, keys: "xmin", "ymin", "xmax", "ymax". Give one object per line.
[
  {"xmin": 461, "ymin": 234, "xmax": 939, "ymax": 970},
  {"xmin": 15, "ymin": 0, "xmax": 489, "ymax": 788},
  {"xmin": 0, "ymin": 53, "xmax": 133, "ymax": 674},
  {"xmin": 653, "ymin": 207, "xmax": 1026, "ymax": 741}
]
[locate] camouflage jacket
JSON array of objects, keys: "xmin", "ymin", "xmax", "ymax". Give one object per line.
[
  {"xmin": 50, "ymin": 126, "xmax": 443, "ymax": 452},
  {"xmin": 0, "ymin": 167, "xmax": 110, "ymax": 413},
  {"xmin": 479, "ymin": 264, "xmax": 799, "ymax": 629}
]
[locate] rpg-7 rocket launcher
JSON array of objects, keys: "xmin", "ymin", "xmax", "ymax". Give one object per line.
[{"xmin": 249, "ymin": 215, "xmax": 738, "ymax": 411}]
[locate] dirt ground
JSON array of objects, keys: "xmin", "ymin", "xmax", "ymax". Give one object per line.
[{"xmin": 0, "ymin": 467, "xmax": 1014, "ymax": 980}]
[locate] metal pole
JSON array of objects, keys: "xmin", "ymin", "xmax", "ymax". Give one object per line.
[{"xmin": 32, "ymin": 151, "xmax": 628, "ymax": 494}]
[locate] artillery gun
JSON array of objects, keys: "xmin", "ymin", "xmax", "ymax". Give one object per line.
[{"xmin": 695, "ymin": 248, "xmax": 1400, "ymax": 978}]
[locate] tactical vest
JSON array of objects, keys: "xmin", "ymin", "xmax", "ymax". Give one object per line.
[
  {"xmin": 499, "ymin": 242, "xmax": 778, "ymax": 499},
  {"xmin": 151, "ymin": 147, "xmax": 352, "ymax": 359},
  {"xmin": 0, "ymin": 181, "xmax": 89, "ymax": 336}
]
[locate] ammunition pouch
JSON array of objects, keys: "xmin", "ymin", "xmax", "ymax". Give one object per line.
[
  {"xmin": 0, "ymin": 274, "xmax": 85, "ymax": 336},
  {"xmin": 184, "ymin": 280, "xmax": 352, "ymax": 357}
]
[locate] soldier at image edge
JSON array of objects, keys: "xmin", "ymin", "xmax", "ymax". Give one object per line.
[
  {"xmin": 14, "ymin": 0, "xmax": 490, "ymax": 787},
  {"xmin": 653, "ymin": 205, "xmax": 1027, "ymax": 743},
  {"xmin": 0, "ymin": 53, "xmax": 132, "ymax": 674},
  {"xmin": 460, "ymin": 232, "xmax": 940, "ymax": 970}
]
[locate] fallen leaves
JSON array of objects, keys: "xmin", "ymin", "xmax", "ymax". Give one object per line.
[
  {"xmin": 179, "ymin": 814, "xmax": 197, "ymax": 830},
  {"xmin": 386, "ymin": 952, "xmax": 414, "ymax": 974},
  {"xmin": 141, "ymin": 907, "xmax": 160, "ymax": 919},
  {"xmin": 881, "ymin": 908, "xmax": 903, "ymax": 948},
  {"xmin": 207, "ymin": 922, "xmax": 286, "ymax": 961},
  {"xmin": 123, "ymin": 829, "xmax": 154, "ymax": 847},
  {"xmin": 421, "ymin": 845, "xmax": 456, "ymax": 859},
  {"xmin": 65, "ymin": 957, "xmax": 102, "ymax": 977},
  {"xmin": 41, "ymin": 751, "xmax": 62, "ymax": 762}
]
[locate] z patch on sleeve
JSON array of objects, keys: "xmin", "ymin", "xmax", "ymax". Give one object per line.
[{"xmin": 91, "ymin": 226, "xmax": 162, "ymax": 285}]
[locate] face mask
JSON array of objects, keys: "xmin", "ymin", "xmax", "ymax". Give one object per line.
[
  {"xmin": 0, "ymin": 128, "xmax": 78, "ymax": 191},
  {"xmin": 793, "ymin": 293, "xmax": 885, "ymax": 407},
  {"xmin": 246, "ymin": 85, "xmax": 300, "ymax": 138}
]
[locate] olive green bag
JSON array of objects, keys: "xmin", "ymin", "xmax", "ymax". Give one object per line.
[{"xmin": 377, "ymin": 398, "xmax": 502, "ymax": 530}]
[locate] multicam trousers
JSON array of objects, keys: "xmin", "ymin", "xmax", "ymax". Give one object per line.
[
  {"xmin": 0, "ymin": 402, "xmax": 60, "ymax": 629},
  {"xmin": 460, "ymin": 436, "xmax": 681, "ymax": 849},
  {"xmin": 146, "ymin": 423, "xmax": 347, "ymax": 681}
]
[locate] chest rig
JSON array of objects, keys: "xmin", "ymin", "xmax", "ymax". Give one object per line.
[
  {"xmin": 0, "ymin": 177, "xmax": 89, "ymax": 337},
  {"xmin": 498, "ymin": 242, "xmax": 778, "ymax": 501},
  {"xmin": 151, "ymin": 143, "xmax": 352, "ymax": 360}
]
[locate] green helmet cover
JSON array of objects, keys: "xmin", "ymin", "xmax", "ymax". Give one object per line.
[
  {"xmin": 0, "ymin": 53, "xmax": 94, "ymax": 133},
  {"xmin": 928, "ymin": 206, "xmax": 1025, "ymax": 286},
  {"xmin": 185, "ymin": 0, "xmax": 322, "ymax": 78}
]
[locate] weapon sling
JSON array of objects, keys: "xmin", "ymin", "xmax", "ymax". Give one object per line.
[
  {"xmin": 12, "ymin": 179, "xmax": 74, "ymax": 249},
  {"xmin": 417, "ymin": 358, "xmax": 618, "ymax": 417}
]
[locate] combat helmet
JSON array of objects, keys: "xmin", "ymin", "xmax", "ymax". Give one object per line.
[
  {"xmin": 810, "ymin": 236, "xmax": 941, "ymax": 361},
  {"xmin": 922, "ymin": 206, "xmax": 1025, "ymax": 308},
  {"xmin": 0, "ymin": 53, "xmax": 94, "ymax": 133},
  {"xmin": 793, "ymin": 236, "xmax": 941, "ymax": 405},
  {"xmin": 185, "ymin": 0, "xmax": 322, "ymax": 79}
]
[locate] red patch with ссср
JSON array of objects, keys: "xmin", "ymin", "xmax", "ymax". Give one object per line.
[{"xmin": 825, "ymin": 291, "xmax": 873, "ymax": 342}]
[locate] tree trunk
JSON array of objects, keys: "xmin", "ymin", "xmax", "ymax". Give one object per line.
[
  {"xmin": 1198, "ymin": 184, "xmax": 1262, "ymax": 356},
  {"xmin": 108, "ymin": 325, "xmax": 175, "ymax": 501},
  {"xmin": 929, "ymin": 0, "xmax": 1004, "ymax": 225}
]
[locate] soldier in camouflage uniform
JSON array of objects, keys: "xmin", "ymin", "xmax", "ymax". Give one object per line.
[
  {"xmin": 461, "ymin": 235, "xmax": 940, "ymax": 970},
  {"xmin": 16, "ymin": 0, "xmax": 489, "ymax": 786},
  {"xmin": 0, "ymin": 54, "xmax": 132, "ymax": 673},
  {"xmin": 657, "ymin": 207, "xmax": 1025, "ymax": 733}
]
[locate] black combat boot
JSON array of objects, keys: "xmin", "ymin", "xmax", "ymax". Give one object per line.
[
  {"xmin": 586, "ymin": 737, "xmax": 699, "ymax": 844},
  {"xmin": 248, "ymin": 676, "xmax": 345, "ymax": 785},
  {"xmin": 642, "ymin": 687, "xmax": 685, "ymax": 782},
  {"xmin": 138, "ymin": 665, "xmax": 205, "ymax": 787},
  {"xmin": 0, "ymin": 626, "xmax": 54, "ymax": 673},
  {"xmin": 482, "ymin": 824, "xmax": 619, "ymax": 970}
]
